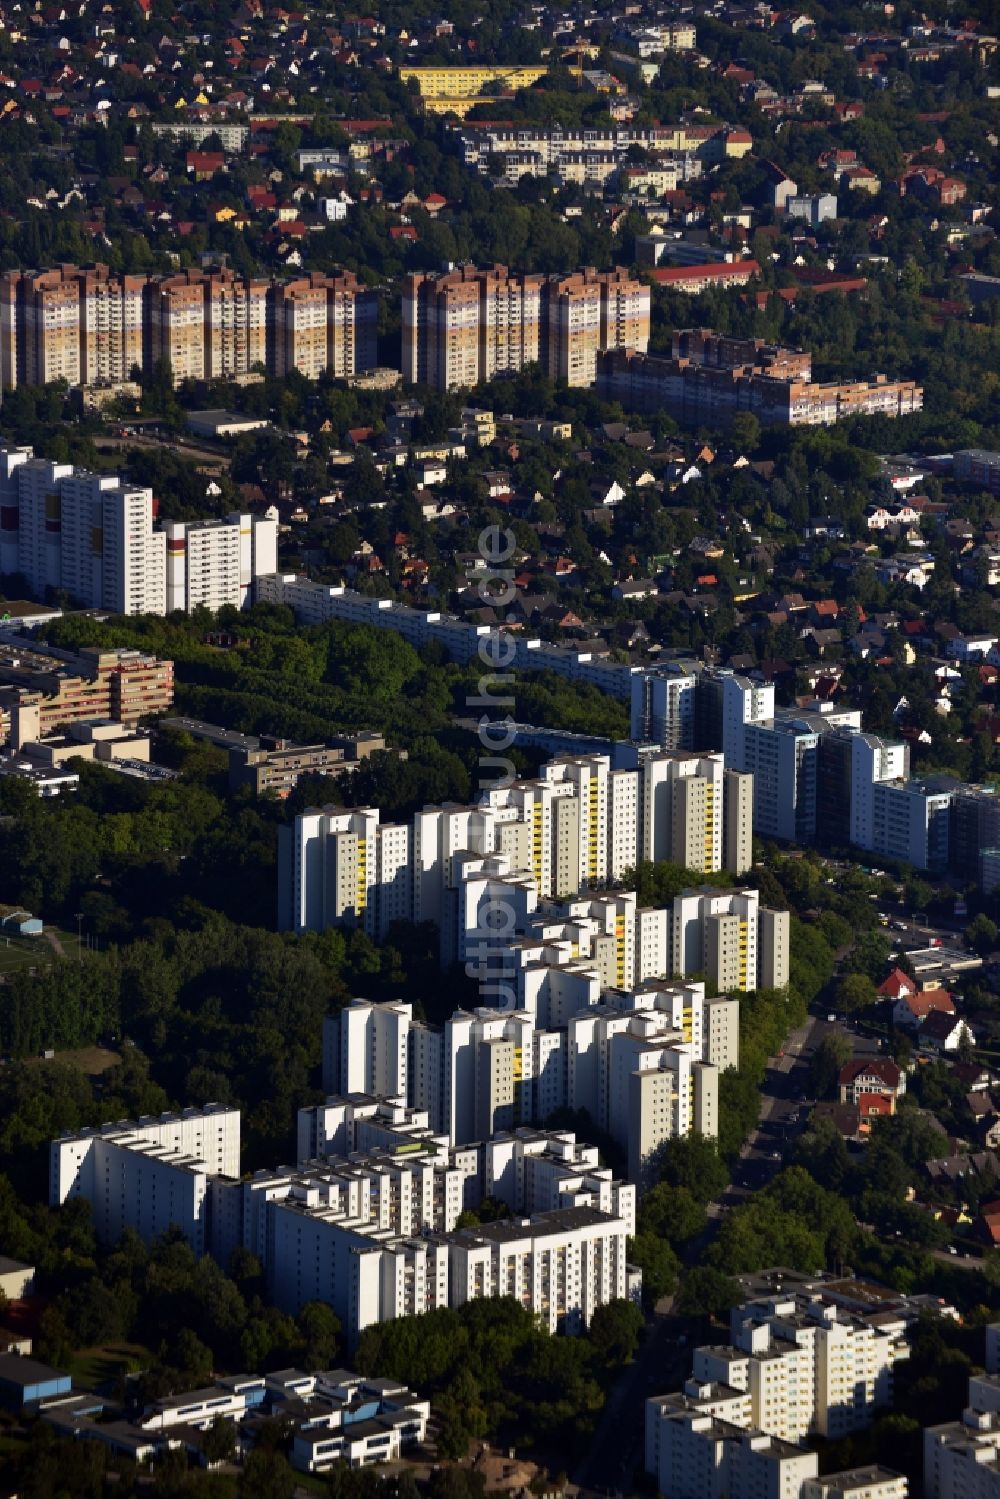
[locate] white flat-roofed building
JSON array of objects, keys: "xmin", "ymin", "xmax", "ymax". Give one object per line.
[
  {"xmin": 449, "ymin": 1204, "xmax": 628, "ymax": 1334},
  {"xmin": 49, "ymin": 1105, "xmax": 240, "ymax": 1254},
  {"xmin": 287, "ymin": 1373, "xmax": 430, "ymax": 1474},
  {"xmin": 256, "ymin": 576, "xmax": 641, "ymax": 699},
  {"xmin": 0, "ymin": 1256, "xmax": 34, "ymax": 1300},
  {"xmin": 325, "ymin": 973, "xmax": 735, "ymax": 1168},
  {"xmin": 140, "ymin": 1374, "xmax": 266, "ymax": 1431},
  {"xmin": 267, "ymin": 1195, "xmax": 448, "ymax": 1336},
  {"xmin": 482, "ymin": 1127, "xmax": 636, "ymax": 1236},
  {"xmin": 163, "ymin": 511, "xmax": 278, "ymax": 612},
  {"xmin": 297, "ymin": 1091, "xmax": 446, "ymax": 1164},
  {"xmin": 728, "ymin": 1292, "xmax": 907, "ymax": 1440},
  {"xmin": 646, "ymin": 1278, "xmax": 929, "ymax": 1499},
  {"xmin": 869, "ymin": 776, "xmax": 955, "ymax": 874},
  {"xmin": 803, "ymin": 1469, "xmax": 908, "ymax": 1499},
  {"xmin": 640, "ymin": 751, "xmax": 726, "ymax": 872},
  {"xmin": 630, "ymin": 663, "xmax": 698, "ymax": 750},
  {"xmin": 646, "ymin": 1380, "xmax": 753, "ymax": 1478},
  {"xmin": 337, "ymin": 998, "xmax": 412, "ymax": 1100},
  {"xmin": 0, "ymin": 445, "xmax": 275, "ymax": 615},
  {"xmin": 277, "ymin": 804, "xmax": 381, "ymax": 936},
  {"xmin": 702, "ymin": 994, "xmax": 740, "ymax": 1071},
  {"xmin": 651, "ymin": 1408, "xmax": 819, "ymax": 1499},
  {"xmin": 969, "ymin": 1374, "xmax": 1000, "ymax": 1417},
  {"xmin": 925, "ymin": 1402, "xmax": 1000, "ymax": 1499},
  {"xmin": 49, "ymin": 1104, "xmax": 632, "ymax": 1346},
  {"xmin": 684, "ymin": 1290, "xmax": 908, "ymax": 1450}
]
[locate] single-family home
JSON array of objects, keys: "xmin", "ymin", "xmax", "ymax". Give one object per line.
[
  {"xmin": 838, "ymin": 1058, "xmax": 906, "ymax": 1111},
  {"xmin": 920, "ymin": 1010, "xmax": 975, "ymax": 1053},
  {"xmin": 893, "ymin": 986, "xmax": 955, "ymax": 1030}
]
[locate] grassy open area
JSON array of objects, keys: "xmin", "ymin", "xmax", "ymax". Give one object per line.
[
  {"xmin": 0, "ymin": 933, "xmax": 49, "ymax": 977},
  {"xmin": 66, "ymin": 1343, "xmax": 151, "ymax": 1391},
  {"xmin": 0, "ymin": 908, "xmax": 89, "ymax": 978},
  {"xmin": 289, "ymin": 1470, "xmax": 331, "ymax": 1495},
  {"xmin": 25, "ymin": 1045, "xmax": 120, "ymax": 1076}
]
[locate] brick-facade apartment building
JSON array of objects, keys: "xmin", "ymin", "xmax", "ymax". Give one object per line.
[
  {"xmin": 0, "ymin": 265, "xmax": 376, "ymax": 390},
  {"xmin": 648, "ymin": 259, "xmax": 762, "ymax": 294},
  {"xmin": 954, "ymin": 448, "xmax": 1000, "ymax": 495},
  {"xmin": 0, "ymin": 639, "xmax": 173, "ymax": 748},
  {"xmin": 403, "ymin": 264, "xmax": 649, "ymax": 390},
  {"xmin": 597, "ymin": 328, "xmax": 923, "ymax": 427}
]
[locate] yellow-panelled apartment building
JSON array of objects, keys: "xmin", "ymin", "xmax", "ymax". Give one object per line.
[{"xmin": 398, "ymin": 64, "xmax": 549, "ymax": 116}]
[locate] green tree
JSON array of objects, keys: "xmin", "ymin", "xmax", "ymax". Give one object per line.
[
  {"xmin": 675, "ymin": 1267, "xmax": 740, "ymax": 1319},
  {"xmin": 201, "ymin": 1415, "xmax": 236, "ymax": 1465},
  {"xmin": 730, "ymin": 412, "xmax": 762, "ymax": 452},
  {"xmin": 710, "ymin": 1203, "xmax": 825, "ymax": 1276},
  {"xmin": 838, "ymin": 971, "xmax": 878, "ymax": 1014},
  {"xmin": 811, "ymin": 1032, "xmax": 853, "ymax": 1098},
  {"xmin": 849, "ymin": 930, "xmax": 891, "ymax": 982},
  {"xmin": 241, "ymin": 1449, "xmax": 297, "ymax": 1499},
  {"xmin": 628, "ymin": 1233, "xmax": 681, "ymax": 1305},
  {"xmin": 619, "ymin": 861, "xmax": 707, "ymax": 908},
  {"xmin": 637, "ymin": 1183, "xmax": 707, "ymax": 1246},
  {"xmin": 297, "ymin": 1301, "xmax": 342, "ymax": 1369},
  {"xmin": 795, "ymin": 1117, "xmax": 853, "ymax": 1193},
  {"xmin": 967, "ymin": 913, "xmax": 998, "ymax": 956},
  {"xmin": 656, "ymin": 1135, "xmax": 729, "ymax": 1204},
  {"xmin": 587, "ymin": 1299, "xmax": 644, "ymax": 1365}
]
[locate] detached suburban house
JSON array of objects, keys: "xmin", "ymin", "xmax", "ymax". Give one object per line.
[
  {"xmin": 838, "ymin": 1058, "xmax": 906, "ymax": 1112},
  {"xmin": 879, "ymin": 967, "xmax": 916, "ymax": 1003},
  {"xmin": 892, "ymin": 986, "xmax": 955, "ymax": 1030},
  {"xmin": 920, "ymin": 1010, "xmax": 976, "ymax": 1053}
]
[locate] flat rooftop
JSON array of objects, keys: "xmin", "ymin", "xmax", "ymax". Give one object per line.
[
  {"xmin": 0, "ymin": 600, "xmax": 60, "ymax": 620},
  {"xmin": 0, "ymin": 1353, "xmax": 69, "ymax": 1388},
  {"xmin": 455, "ymin": 1205, "xmax": 615, "ymax": 1245},
  {"xmin": 0, "ymin": 1256, "xmax": 33, "ymax": 1276},
  {"xmin": 159, "ymin": 717, "xmax": 260, "ymax": 751}
]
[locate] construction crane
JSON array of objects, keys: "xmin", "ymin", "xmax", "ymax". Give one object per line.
[{"xmin": 561, "ymin": 40, "xmax": 589, "ymax": 86}]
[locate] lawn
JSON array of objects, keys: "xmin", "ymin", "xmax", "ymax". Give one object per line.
[
  {"xmin": 26, "ymin": 1045, "xmax": 120, "ymax": 1076},
  {"xmin": 0, "ymin": 933, "xmax": 49, "ymax": 977},
  {"xmin": 0, "ymin": 911, "xmax": 83, "ymax": 977},
  {"xmin": 290, "ymin": 1471, "xmax": 333, "ymax": 1495},
  {"xmin": 67, "ymin": 1343, "xmax": 151, "ymax": 1392}
]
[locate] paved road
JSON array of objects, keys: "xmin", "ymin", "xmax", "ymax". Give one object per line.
[
  {"xmin": 44, "ymin": 929, "xmax": 66, "ymax": 960},
  {"xmin": 930, "ymin": 1248, "xmax": 983, "ymax": 1271},
  {"xmin": 571, "ymin": 1308, "xmax": 695, "ymax": 1494},
  {"xmin": 718, "ymin": 1011, "xmax": 825, "ymax": 1208}
]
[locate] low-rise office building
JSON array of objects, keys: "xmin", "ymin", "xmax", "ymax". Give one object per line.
[
  {"xmin": 228, "ymin": 730, "xmax": 391, "ymax": 797},
  {"xmin": 0, "ymin": 638, "xmax": 173, "ymax": 748},
  {"xmin": 43, "ymin": 1367, "xmax": 430, "ymax": 1477}
]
